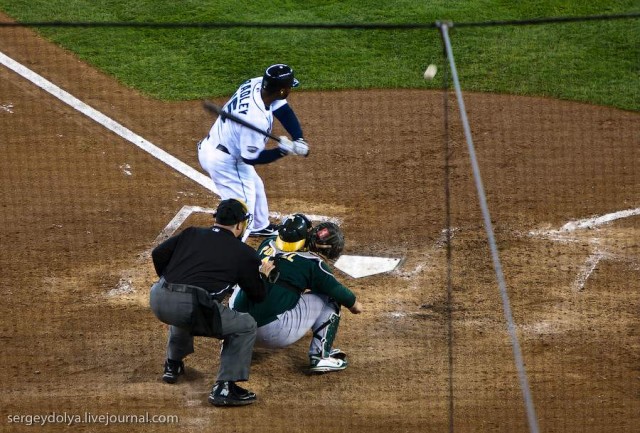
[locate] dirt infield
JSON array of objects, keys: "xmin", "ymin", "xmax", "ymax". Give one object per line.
[{"xmin": 1, "ymin": 20, "xmax": 639, "ymax": 433}]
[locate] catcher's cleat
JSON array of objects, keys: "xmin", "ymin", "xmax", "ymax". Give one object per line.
[
  {"xmin": 309, "ymin": 354, "xmax": 348, "ymax": 374},
  {"xmin": 162, "ymin": 359, "xmax": 184, "ymax": 384},
  {"xmin": 250, "ymin": 223, "xmax": 279, "ymax": 237},
  {"xmin": 208, "ymin": 381, "xmax": 257, "ymax": 407},
  {"xmin": 329, "ymin": 348, "xmax": 347, "ymax": 360}
]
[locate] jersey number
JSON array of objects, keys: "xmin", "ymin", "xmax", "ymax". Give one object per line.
[
  {"xmin": 221, "ymin": 98, "xmax": 238, "ymax": 123},
  {"xmin": 261, "ymin": 246, "xmax": 296, "ymax": 262}
]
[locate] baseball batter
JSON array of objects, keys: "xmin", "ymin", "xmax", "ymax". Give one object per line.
[
  {"xmin": 198, "ymin": 64, "xmax": 309, "ymax": 237},
  {"xmin": 231, "ymin": 215, "xmax": 363, "ymax": 373}
]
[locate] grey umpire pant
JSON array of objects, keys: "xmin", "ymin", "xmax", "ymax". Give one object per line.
[{"xmin": 149, "ymin": 278, "xmax": 257, "ymax": 382}]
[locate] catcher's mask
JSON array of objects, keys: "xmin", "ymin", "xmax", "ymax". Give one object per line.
[
  {"xmin": 308, "ymin": 222, "xmax": 345, "ymax": 260},
  {"xmin": 276, "ymin": 213, "xmax": 312, "ymax": 252},
  {"xmin": 262, "ymin": 64, "xmax": 299, "ymax": 93}
]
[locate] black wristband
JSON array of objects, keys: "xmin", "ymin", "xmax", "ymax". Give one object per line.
[{"xmin": 242, "ymin": 148, "xmax": 286, "ymax": 165}]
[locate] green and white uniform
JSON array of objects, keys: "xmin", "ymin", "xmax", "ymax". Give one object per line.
[{"xmin": 231, "ymin": 237, "xmax": 356, "ymax": 357}]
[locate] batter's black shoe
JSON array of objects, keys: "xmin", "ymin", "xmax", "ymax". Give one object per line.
[
  {"xmin": 208, "ymin": 381, "xmax": 257, "ymax": 407},
  {"xmin": 162, "ymin": 359, "xmax": 184, "ymax": 384},
  {"xmin": 250, "ymin": 223, "xmax": 279, "ymax": 237}
]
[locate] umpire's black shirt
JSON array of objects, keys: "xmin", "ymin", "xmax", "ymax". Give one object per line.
[{"xmin": 152, "ymin": 226, "xmax": 266, "ymax": 303}]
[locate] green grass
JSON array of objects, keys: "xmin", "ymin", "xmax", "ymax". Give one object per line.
[{"xmin": 0, "ymin": 1, "xmax": 638, "ymax": 110}]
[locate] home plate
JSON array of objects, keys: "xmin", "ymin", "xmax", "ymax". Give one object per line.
[{"xmin": 334, "ymin": 255, "xmax": 401, "ymax": 278}]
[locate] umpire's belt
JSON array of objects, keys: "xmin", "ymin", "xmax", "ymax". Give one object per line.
[
  {"xmin": 161, "ymin": 281, "xmax": 200, "ymax": 294},
  {"xmin": 216, "ymin": 144, "xmax": 230, "ymax": 155}
]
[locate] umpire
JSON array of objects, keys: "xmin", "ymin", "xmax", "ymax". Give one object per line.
[{"xmin": 149, "ymin": 198, "xmax": 274, "ymax": 407}]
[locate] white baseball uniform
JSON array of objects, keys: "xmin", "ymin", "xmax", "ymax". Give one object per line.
[{"xmin": 198, "ymin": 77, "xmax": 288, "ymax": 233}]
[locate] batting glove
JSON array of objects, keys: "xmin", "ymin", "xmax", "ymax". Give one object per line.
[
  {"xmin": 278, "ymin": 136, "xmax": 309, "ymax": 157},
  {"xmin": 294, "ymin": 138, "xmax": 310, "ymax": 157}
]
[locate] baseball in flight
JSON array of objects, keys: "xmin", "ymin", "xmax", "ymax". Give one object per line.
[{"xmin": 423, "ymin": 64, "xmax": 437, "ymax": 80}]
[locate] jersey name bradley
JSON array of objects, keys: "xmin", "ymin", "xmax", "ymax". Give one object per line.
[{"xmin": 225, "ymin": 80, "xmax": 253, "ymax": 116}]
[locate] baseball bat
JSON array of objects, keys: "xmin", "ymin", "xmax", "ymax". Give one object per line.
[{"xmin": 203, "ymin": 100, "xmax": 280, "ymax": 142}]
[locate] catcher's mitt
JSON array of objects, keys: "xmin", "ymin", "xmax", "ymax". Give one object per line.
[{"xmin": 308, "ymin": 222, "xmax": 344, "ymax": 259}]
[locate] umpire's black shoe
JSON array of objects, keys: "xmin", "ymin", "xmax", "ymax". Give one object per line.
[
  {"xmin": 249, "ymin": 223, "xmax": 279, "ymax": 237},
  {"xmin": 208, "ymin": 381, "xmax": 257, "ymax": 407},
  {"xmin": 162, "ymin": 359, "xmax": 184, "ymax": 384}
]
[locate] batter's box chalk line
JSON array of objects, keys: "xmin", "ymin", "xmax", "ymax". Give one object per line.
[
  {"xmin": 155, "ymin": 205, "xmax": 403, "ymax": 278},
  {"xmin": 529, "ymin": 207, "xmax": 640, "ymax": 291}
]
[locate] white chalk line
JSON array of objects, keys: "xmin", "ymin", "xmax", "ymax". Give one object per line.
[
  {"xmin": 153, "ymin": 206, "xmax": 343, "ymax": 245},
  {"xmin": 560, "ymin": 208, "xmax": 640, "ymax": 232},
  {"xmin": 153, "ymin": 205, "xmax": 217, "ymax": 244},
  {"xmin": 530, "ymin": 207, "xmax": 640, "ymax": 291},
  {"xmin": 572, "ymin": 251, "xmax": 604, "ymax": 292},
  {"xmin": 269, "ymin": 211, "xmax": 342, "ymax": 225},
  {"xmin": 0, "ymin": 50, "xmax": 217, "ymax": 194},
  {"xmin": 530, "ymin": 207, "xmax": 640, "ymax": 238}
]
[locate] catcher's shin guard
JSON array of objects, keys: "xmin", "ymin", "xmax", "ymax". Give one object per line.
[{"xmin": 312, "ymin": 311, "xmax": 341, "ymax": 358}]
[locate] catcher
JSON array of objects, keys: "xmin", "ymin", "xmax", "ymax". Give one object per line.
[{"xmin": 230, "ymin": 214, "xmax": 363, "ymax": 373}]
